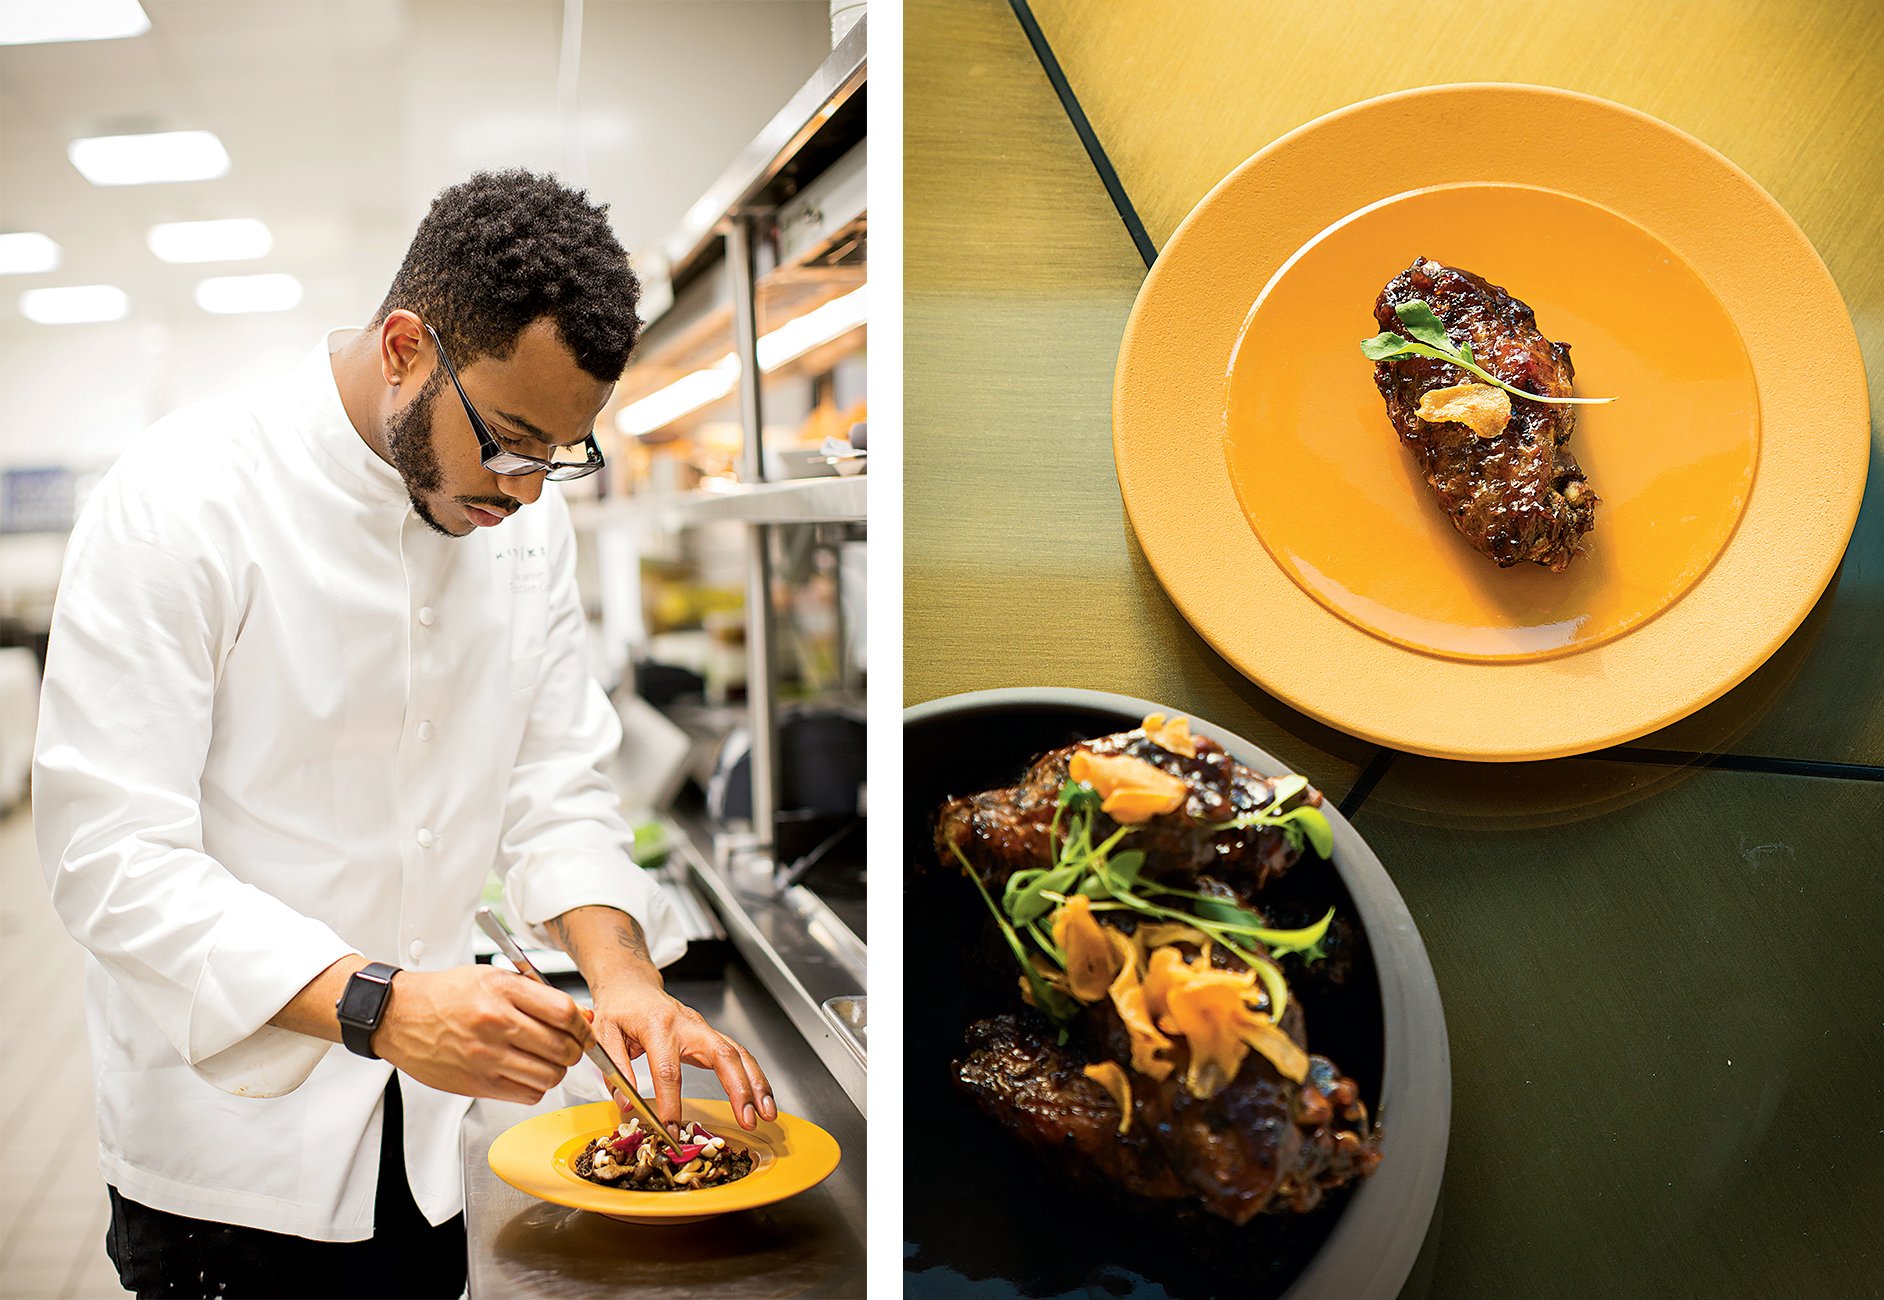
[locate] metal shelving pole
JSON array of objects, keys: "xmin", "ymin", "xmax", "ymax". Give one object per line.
[{"xmin": 727, "ymin": 212, "xmax": 779, "ymax": 861}]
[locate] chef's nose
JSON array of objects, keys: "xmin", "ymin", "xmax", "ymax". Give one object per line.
[{"xmin": 499, "ymin": 469, "xmax": 545, "ymax": 507}]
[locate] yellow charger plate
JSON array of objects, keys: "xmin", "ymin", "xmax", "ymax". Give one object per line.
[
  {"xmin": 487, "ymin": 1099, "xmax": 841, "ymax": 1225},
  {"xmin": 1113, "ymin": 84, "xmax": 1869, "ymax": 761}
]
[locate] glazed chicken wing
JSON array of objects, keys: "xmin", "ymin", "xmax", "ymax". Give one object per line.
[
  {"xmin": 1373, "ymin": 258, "xmax": 1597, "ymax": 570},
  {"xmin": 935, "ymin": 721, "xmax": 1379, "ymax": 1225},
  {"xmin": 934, "ymin": 728, "xmax": 1313, "ymax": 898}
]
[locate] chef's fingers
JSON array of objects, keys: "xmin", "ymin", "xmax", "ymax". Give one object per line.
[
  {"xmin": 492, "ymin": 1048, "xmax": 568, "ymax": 1102},
  {"xmin": 595, "ymin": 1021, "xmax": 642, "ymax": 1105},
  {"xmin": 700, "ymin": 1035, "xmax": 761, "ymax": 1129},
  {"xmin": 501, "ymin": 1006, "xmax": 587, "ymax": 1072},
  {"xmin": 502, "ymin": 975, "xmax": 591, "ymax": 1044},
  {"xmin": 735, "ymin": 1041, "xmax": 777, "ymax": 1122},
  {"xmin": 646, "ymin": 1031, "xmax": 685, "ymax": 1129}
]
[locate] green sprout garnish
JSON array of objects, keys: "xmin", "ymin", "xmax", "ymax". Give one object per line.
[
  {"xmin": 951, "ymin": 838, "xmax": 1077, "ymax": 1032},
  {"xmin": 1209, "ymin": 773, "xmax": 1335, "ymax": 859},
  {"xmin": 1361, "ymin": 300, "xmax": 1615, "ymax": 407},
  {"xmin": 958, "ymin": 776, "xmax": 1338, "ymax": 1025}
]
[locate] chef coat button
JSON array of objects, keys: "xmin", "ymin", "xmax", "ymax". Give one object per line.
[
  {"xmin": 418, "ymin": 606, "xmax": 436, "ymax": 626},
  {"xmin": 416, "ymin": 828, "xmax": 434, "ymax": 848},
  {"xmin": 417, "ymin": 720, "xmax": 435, "ymax": 741},
  {"xmin": 408, "ymin": 939, "xmax": 426, "ymax": 962}
]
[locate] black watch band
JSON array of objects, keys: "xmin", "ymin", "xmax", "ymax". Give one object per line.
[{"xmin": 335, "ymin": 962, "xmax": 401, "ymax": 1059}]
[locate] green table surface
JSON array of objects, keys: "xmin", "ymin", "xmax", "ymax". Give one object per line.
[{"xmin": 905, "ymin": 1, "xmax": 1884, "ymax": 1295}]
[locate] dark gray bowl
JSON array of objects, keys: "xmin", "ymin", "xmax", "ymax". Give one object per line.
[{"xmin": 903, "ymin": 687, "xmax": 1449, "ymax": 1300}]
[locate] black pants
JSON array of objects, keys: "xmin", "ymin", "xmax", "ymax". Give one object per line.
[{"xmin": 105, "ymin": 1081, "xmax": 467, "ymax": 1300}]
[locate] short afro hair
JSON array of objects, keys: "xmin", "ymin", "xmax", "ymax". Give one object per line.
[{"xmin": 370, "ymin": 169, "xmax": 641, "ymax": 381}]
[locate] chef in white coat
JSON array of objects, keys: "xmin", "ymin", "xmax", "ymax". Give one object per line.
[{"xmin": 34, "ymin": 169, "xmax": 774, "ymax": 1300}]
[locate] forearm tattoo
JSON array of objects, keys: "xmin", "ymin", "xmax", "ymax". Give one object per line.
[
  {"xmin": 546, "ymin": 910, "xmax": 651, "ymax": 965},
  {"xmin": 612, "ymin": 916, "xmax": 652, "ymax": 963}
]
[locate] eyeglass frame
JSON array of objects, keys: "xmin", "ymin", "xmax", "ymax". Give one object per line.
[{"xmin": 422, "ymin": 322, "xmax": 605, "ymax": 481}]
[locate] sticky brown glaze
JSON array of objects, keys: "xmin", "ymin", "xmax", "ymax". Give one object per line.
[
  {"xmin": 1373, "ymin": 258, "xmax": 1597, "ymax": 570},
  {"xmin": 956, "ymin": 1014, "xmax": 1188, "ymax": 1202},
  {"xmin": 956, "ymin": 1010, "xmax": 1379, "ymax": 1224},
  {"xmin": 933, "ymin": 727, "xmax": 1321, "ymax": 899}
]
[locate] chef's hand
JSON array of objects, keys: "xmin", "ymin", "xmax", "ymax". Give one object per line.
[
  {"xmin": 587, "ymin": 981, "xmax": 776, "ymax": 1132},
  {"xmin": 373, "ymin": 965, "xmax": 587, "ymax": 1103}
]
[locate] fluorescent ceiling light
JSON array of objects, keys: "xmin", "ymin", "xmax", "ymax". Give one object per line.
[
  {"xmin": 0, "ymin": 0, "xmax": 149, "ymax": 45},
  {"xmin": 69, "ymin": 130, "xmax": 230, "ymax": 186},
  {"xmin": 148, "ymin": 218, "xmax": 272, "ymax": 264},
  {"xmin": 19, "ymin": 284, "xmax": 128, "ymax": 324},
  {"xmin": 195, "ymin": 273, "xmax": 301, "ymax": 314},
  {"xmin": 614, "ymin": 286, "xmax": 868, "ymax": 438},
  {"xmin": 0, "ymin": 232, "xmax": 62, "ymax": 275},
  {"xmin": 615, "ymin": 358, "xmax": 739, "ymax": 437},
  {"xmin": 756, "ymin": 285, "xmax": 867, "ymax": 371}
]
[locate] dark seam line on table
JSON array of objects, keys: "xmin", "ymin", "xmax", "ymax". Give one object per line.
[
  {"xmin": 1337, "ymin": 749, "xmax": 1397, "ymax": 820},
  {"xmin": 1587, "ymin": 748, "xmax": 1884, "ymax": 782},
  {"xmin": 1008, "ymin": 0, "xmax": 1159, "ymax": 269}
]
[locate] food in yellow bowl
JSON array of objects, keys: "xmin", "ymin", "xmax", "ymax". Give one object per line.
[{"xmin": 572, "ymin": 1117, "xmax": 754, "ymax": 1192}]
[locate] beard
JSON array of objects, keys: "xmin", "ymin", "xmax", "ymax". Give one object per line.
[{"xmin": 384, "ymin": 367, "xmax": 459, "ymax": 537}]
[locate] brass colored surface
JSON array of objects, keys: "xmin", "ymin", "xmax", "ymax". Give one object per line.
[{"xmin": 903, "ymin": 0, "xmax": 1372, "ymax": 797}]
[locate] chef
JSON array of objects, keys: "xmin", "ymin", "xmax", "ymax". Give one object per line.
[{"xmin": 33, "ymin": 169, "xmax": 775, "ymax": 1300}]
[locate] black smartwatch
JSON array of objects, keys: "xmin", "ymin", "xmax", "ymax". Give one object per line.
[{"xmin": 335, "ymin": 962, "xmax": 401, "ymax": 1059}]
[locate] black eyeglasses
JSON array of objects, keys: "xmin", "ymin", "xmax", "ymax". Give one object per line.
[{"xmin": 423, "ymin": 323, "xmax": 605, "ymax": 481}]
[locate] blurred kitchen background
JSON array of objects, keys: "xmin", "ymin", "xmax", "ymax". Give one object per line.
[{"xmin": 0, "ymin": 2, "xmax": 868, "ymax": 1295}]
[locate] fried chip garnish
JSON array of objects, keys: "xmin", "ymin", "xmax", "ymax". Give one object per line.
[
  {"xmin": 1162, "ymin": 976, "xmax": 1254, "ymax": 1099},
  {"xmin": 1068, "ymin": 749, "xmax": 1187, "ymax": 824},
  {"xmin": 1109, "ymin": 958, "xmax": 1174, "ymax": 1081},
  {"xmin": 1052, "ymin": 895, "xmax": 1128, "ymax": 1002},
  {"xmin": 1415, "ymin": 382, "xmax": 1512, "ymax": 439},
  {"xmin": 1133, "ymin": 942, "xmax": 1311, "ymax": 1096},
  {"xmin": 1132, "ymin": 922, "xmax": 1210, "ymax": 965},
  {"xmin": 1142, "ymin": 945, "xmax": 1196, "ymax": 1025},
  {"xmin": 1141, "ymin": 712, "xmax": 1198, "ymax": 758},
  {"xmin": 1237, "ymin": 1008, "xmax": 1309, "ymax": 1085},
  {"xmin": 1082, "ymin": 1061, "xmax": 1135, "ymax": 1134}
]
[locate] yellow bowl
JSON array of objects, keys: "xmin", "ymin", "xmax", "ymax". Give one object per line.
[{"xmin": 487, "ymin": 1099, "xmax": 841, "ymax": 1225}]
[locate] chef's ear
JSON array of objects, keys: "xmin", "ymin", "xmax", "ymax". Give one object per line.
[{"xmin": 378, "ymin": 310, "xmax": 429, "ymax": 388}]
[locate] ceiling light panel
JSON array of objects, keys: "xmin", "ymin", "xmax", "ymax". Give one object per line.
[
  {"xmin": 19, "ymin": 285, "xmax": 129, "ymax": 324},
  {"xmin": 0, "ymin": 0, "xmax": 149, "ymax": 45},
  {"xmin": 148, "ymin": 218, "xmax": 273, "ymax": 264},
  {"xmin": 69, "ymin": 130, "xmax": 231, "ymax": 186},
  {"xmin": 194, "ymin": 273, "xmax": 302, "ymax": 314},
  {"xmin": 0, "ymin": 232, "xmax": 62, "ymax": 275}
]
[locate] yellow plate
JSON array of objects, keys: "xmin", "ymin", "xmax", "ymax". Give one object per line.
[
  {"xmin": 1114, "ymin": 84, "xmax": 1869, "ymax": 760},
  {"xmin": 487, "ymin": 1100, "xmax": 841, "ymax": 1225}
]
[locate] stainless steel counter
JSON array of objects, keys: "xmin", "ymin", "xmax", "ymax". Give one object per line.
[{"xmin": 460, "ymin": 963, "xmax": 866, "ymax": 1298}]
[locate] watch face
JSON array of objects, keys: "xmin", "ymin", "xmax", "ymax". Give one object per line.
[{"xmin": 338, "ymin": 973, "xmax": 389, "ymax": 1025}]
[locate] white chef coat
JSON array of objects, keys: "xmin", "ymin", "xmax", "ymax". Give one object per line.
[{"xmin": 33, "ymin": 329, "xmax": 685, "ymax": 1241}]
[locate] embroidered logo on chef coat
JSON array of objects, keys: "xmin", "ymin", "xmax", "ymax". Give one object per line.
[{"xmin": 493, "ymin": 544, "xmax": 550, "ymax": 594}]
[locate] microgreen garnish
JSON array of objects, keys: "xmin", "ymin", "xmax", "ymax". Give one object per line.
[
  {"xmin": 959, "ymin": 778, "xmax": 1339, "ymax": 1025},
  {"xmin": 1209, "ymin": 773, "xmax": 1336, "ymax": 860},
  {"xmin": 951, "ymin": 838, "xmax": 1077, "ymax": 1030},
  {"xmin": 1361, "ymin": 300, "xmax": 1615, "ymax": 407}
]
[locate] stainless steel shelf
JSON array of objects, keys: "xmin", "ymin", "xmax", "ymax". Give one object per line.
[
  {"xmin": 571, "ymin": 475, "xmax": 866, "ymax": 530},
  {"xmin": 669, "ymin": 817, "xmax": 867, "ymax": 1116},
  {"xmin": 655, "ymin": 17, "xmax": 867, "ymax": 289}
]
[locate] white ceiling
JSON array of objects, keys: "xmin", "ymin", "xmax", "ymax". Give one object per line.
[{"xmin": 0, "ymin": 0, "xmax": 834, "ymax": 465}]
